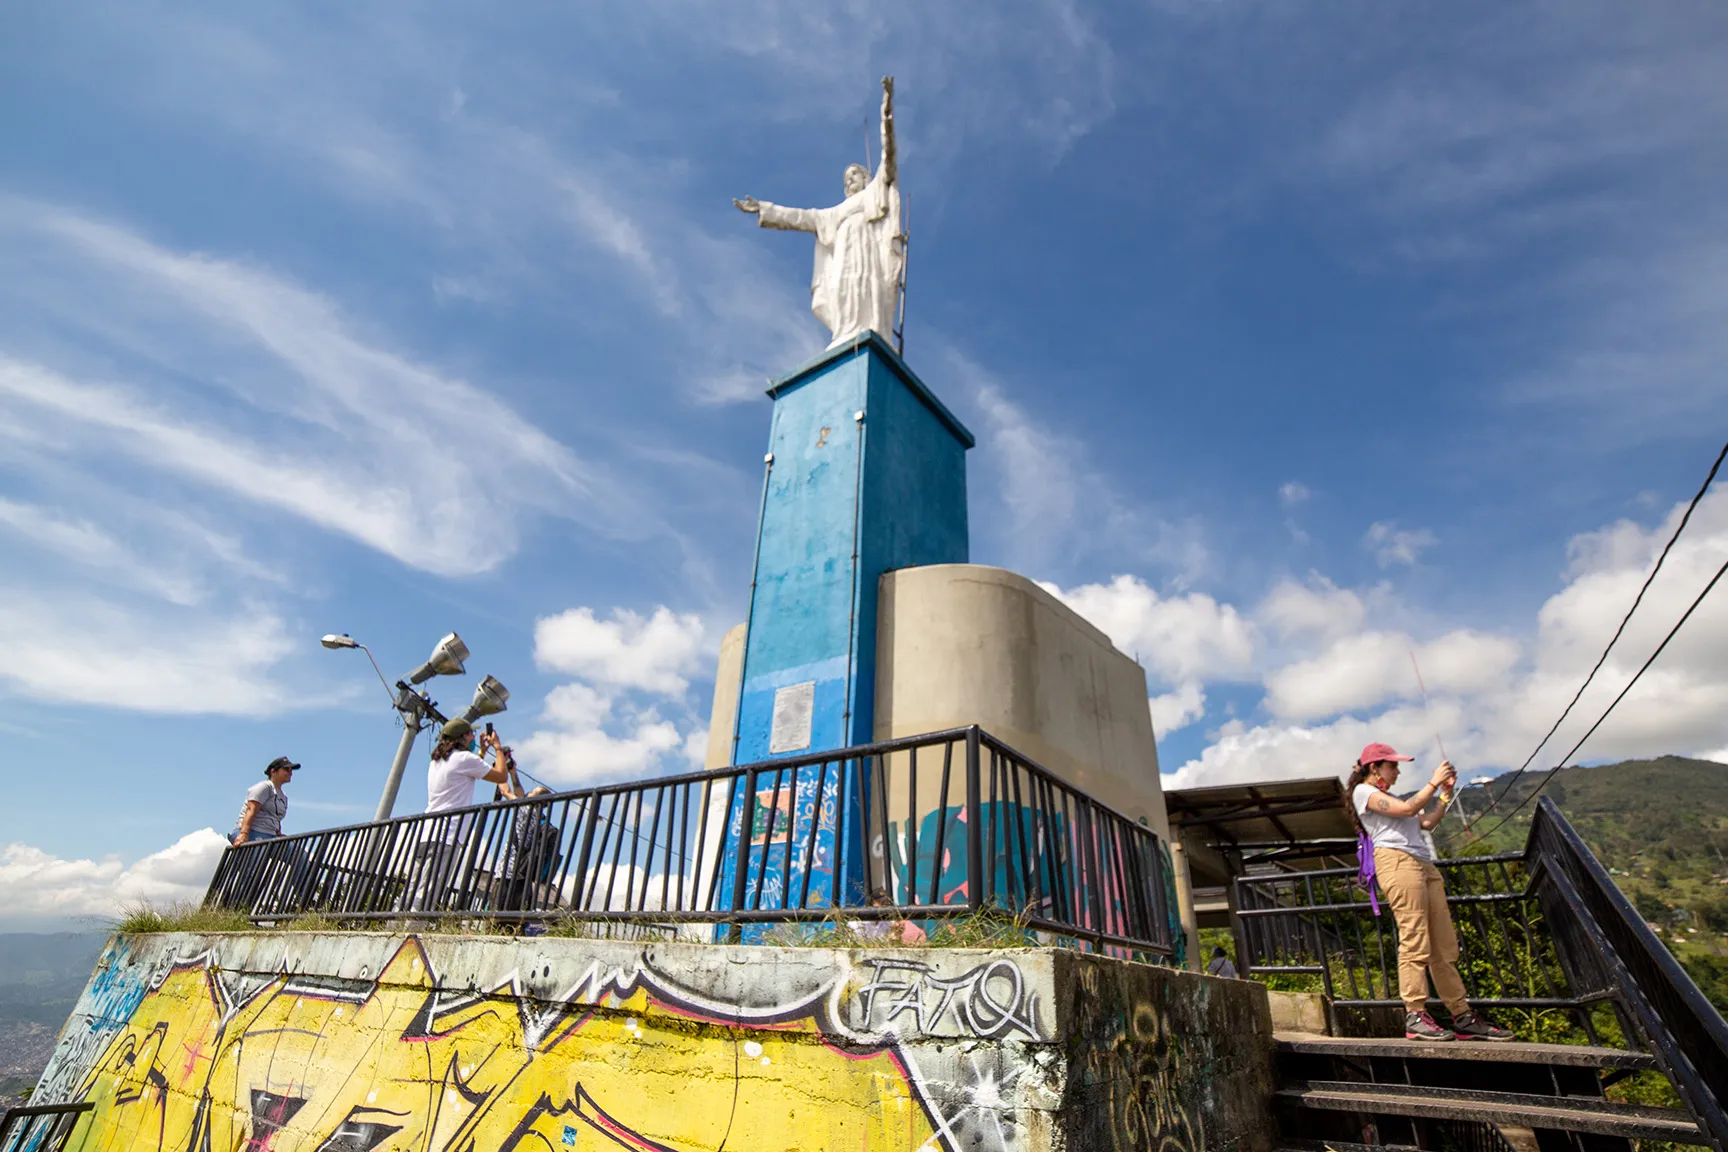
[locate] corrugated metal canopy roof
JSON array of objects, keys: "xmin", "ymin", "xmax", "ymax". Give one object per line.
[{"xmin": 1165, "ymin": 776, "xmax": 1355, "ymax": 847}]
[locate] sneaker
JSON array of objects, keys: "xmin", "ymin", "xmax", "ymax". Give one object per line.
[
  {"xmin": 1451, "ymin": 1010, "xmax": 1516, "ymax": 1041},
  {"xmin": 1405, "ymin": 1011, "xmax": 1456, "ymax": 1041}
]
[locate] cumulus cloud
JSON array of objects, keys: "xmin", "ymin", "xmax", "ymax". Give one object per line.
[
  {"xmin": 1264, "ymin": 629, "xmax": 1520, "ymax": 723},
  {"xmin": 516, "ymin": 684, "xmax": 688, "ymax": 787},
  {"xmin": 1279, "ymin": 481, "xmax": 1311, "ymax": 506},
  {"xmin": 1150, "ymin": 682, "xmax": 1206, "ymax": 738},
  {"xmin": 1042, "ymin": 574, "xmax": 1256, "ymax": 684},
  {"xmin": 1166, "ymin": 707, "xmax": 1440, "ymax": 789},
  {"xmin": 1171, "ymin": 488, "xmax": 1728, "ymax": 788},
  {"xmin": 1257, "ymin": 575, "xmax": 1369, "ymax": 646},
  {"xmin": 522, "ymin": 604, "xmax": 713, "ymax": 787},
  {"xmin": 534, "ymin": 606, "xmax": 707, "ymax": 694},
  {"xmin": 0, "ymin": 830, "xmax": 228, "ymax": 923},
  {"xmin": 1365, "ymin": 521, "xmax": 1437, "ymax": 567}
]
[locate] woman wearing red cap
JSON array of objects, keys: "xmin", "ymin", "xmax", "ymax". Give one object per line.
[{"xmin": 1348, "ymin": 742, "xmax": 1514, "ymax": 1042}]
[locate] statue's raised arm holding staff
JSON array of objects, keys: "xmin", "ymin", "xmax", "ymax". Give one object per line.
[{"xmin": 735, "ymin": 77, "xmax": 903, "ymax": 348}]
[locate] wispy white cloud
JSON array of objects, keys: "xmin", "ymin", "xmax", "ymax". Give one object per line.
[
  {"xmin": 1288, "ymin": 6, "xmax": 1728, "ymax": 436},
  {"xmin": 1279, "ymin": 482, "xmax": 1310, "ymax": 506},
  {"xmin": 0, "ymin": 498, "xmax": 202, "ymax": 606},
  {"xmin": 0, "ymin": 590, "xmax": 313, "ymax": 715},
  {"xmin": 1365, "ymin": 521, "xmax": 1437, "ymax": 568},
  {"xmin": 0, "ymin": 201, "xmax": 650, "ymax": 578},
  {"xmin": 954, "ymin": 348, "xmax": 1211, "ymax": 585}
]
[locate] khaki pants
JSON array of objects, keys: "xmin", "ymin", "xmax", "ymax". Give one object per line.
[{"xmin": 1375, "ymin": 847, "xmax": 1469, "ymax": 1016}]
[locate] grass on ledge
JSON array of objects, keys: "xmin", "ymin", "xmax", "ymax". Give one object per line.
[
  {"xmin": 115, "ymin": 902, "xmax": 256, "ymax": 934},
  {"xmin": 112, "ymin": 903, "xmax": 1061, "ymax": 951},
  {"xmin": 760, "ymin": 907, "xmax": 1039, "ymax": 950}
]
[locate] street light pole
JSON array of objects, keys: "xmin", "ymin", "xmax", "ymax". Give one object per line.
[
  {"xmin": 376, "ymin": 696, "xmax": 428, "ymax": 822},
  {"xmin": 322, "ymin": 631, "xmax": 507, "ymax": 823}
]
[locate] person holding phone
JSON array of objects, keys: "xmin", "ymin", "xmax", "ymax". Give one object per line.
[
  {"xmin": 1348, "ymin": 742, "xmax": 1514, "ymax": 1042},
  {"xmin": 411, "ymin": 718, "xmax": 512, "ymax": 911}
]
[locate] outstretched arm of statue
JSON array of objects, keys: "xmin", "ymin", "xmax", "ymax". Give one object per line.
[
  {"xmin": 751, "ymin": 200, "xmax": 824, "ymax": 233},
  {"xmin": 880, "ymin": 75, "xmax": 896, "ymax": 187}
]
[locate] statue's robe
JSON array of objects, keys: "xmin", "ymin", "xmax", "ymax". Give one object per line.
[{"xmin": 755, "ymin": 167, "xmax": 902, "ymax": 348}]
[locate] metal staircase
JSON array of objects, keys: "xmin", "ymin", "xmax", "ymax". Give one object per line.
[
  {"xmin": 1238, "ymin": 798, "xmax": 1728, "ymax": 1152},
  {"xmin": 1272, "ymin": 1034, "xmax": 1700, "ymax": 1150}
]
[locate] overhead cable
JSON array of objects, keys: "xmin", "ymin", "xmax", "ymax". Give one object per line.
[
  {"xmin": 1483, "ymin": 436, "xmax": 1728, "ymax": 811},
  {"xmin": 1475, "ymin": 551, "xmax": 1728, "ymax": 842}
]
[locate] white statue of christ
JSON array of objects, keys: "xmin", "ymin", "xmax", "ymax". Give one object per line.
[{"xmin": 735, "ymin": 77, "xmax": 903, "ymax": 349}]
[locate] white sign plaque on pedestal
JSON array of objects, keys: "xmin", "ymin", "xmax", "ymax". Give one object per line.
[{"xmin": 769, "ymin": 681, "xmax": 816, "ymax": 753}]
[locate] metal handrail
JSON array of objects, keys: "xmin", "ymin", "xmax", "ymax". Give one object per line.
[
  {"xmin": 1526, "ymin": 797, "xmax": 1728, "ymax": 1152},
  {"xmin": 204, "ymin": 725, "xmax": 1174, "ymax": 956},
  {"xmin": 1233, "ymin": 797, "xmax": 1728, "ymax": 1152},
  {"xmin": 1235, "ymin": 851, "xmax": 1561, "ymax": 1008}
]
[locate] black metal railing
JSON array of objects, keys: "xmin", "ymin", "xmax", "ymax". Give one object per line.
[
  {"xmin": 204, "ymin": 726, "xmax": 1174, "ymax": 955},
  {"xmin": 1237, "ymin": 796, "xmax": 1728, "ymax": 1152},
  {"xmin": 0, "ymin": 1102, "xmax": 92, "ymax": 1152},
  {"xmin": 1524, "ymin": 797, "xmax": 1728, "ymax": 1152},
  {"xmin": 1236, "ymin": 852, "xmax": 1569, "ymax": 1009}
]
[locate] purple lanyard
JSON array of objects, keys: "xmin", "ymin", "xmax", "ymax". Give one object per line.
[{"xmin": 1356, "ymin": 830, "xmax": 1381, "ymax": 916}]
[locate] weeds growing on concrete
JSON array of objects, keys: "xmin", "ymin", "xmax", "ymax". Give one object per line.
[
  {"xmin": 111, "ymin": 902, "xmax": 1051, "ymax": 952},
  {"xmin": 115, "ymin": 902, "xmax": 254, "ymax": 934},
  {"xmin": 762, "ymin": 907, "xmax": 1037, "ymax": 950}
]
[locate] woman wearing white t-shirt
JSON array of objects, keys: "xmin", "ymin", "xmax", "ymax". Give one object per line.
[
  {"xmin": 427, "ymin": 718, "xmax": 509, "ymax": 812},
  {"xmin": 1349, "ymin": 741, "xmax": 1513, "ymax": 1043},
  {"xmin": 412, "ymin": 718, "xmax": 510, "ymax": 911}
]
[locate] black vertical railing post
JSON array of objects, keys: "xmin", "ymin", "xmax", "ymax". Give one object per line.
[
  {"xmin": 964, "ymin": 727, "xmax": 982, "ymax": 915},
  {"xmin": 728, "ymin": 765, "xmax": 758, "ymax": 943},
  {"xmin": 929, "ymin": 741, "xmax": 953, "ymax": 907},
  {"xmin": 906, "ymin": 744, "xmax": 919, "ymax": 907},
  {"xmin": 572, "ymin": 795, "xmax": 599, "ymax": 912}
]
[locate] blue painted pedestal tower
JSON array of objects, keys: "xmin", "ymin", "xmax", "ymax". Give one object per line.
[{"xmin": 718, "ymin": 330, "xmax": 973, "ymax": 912}]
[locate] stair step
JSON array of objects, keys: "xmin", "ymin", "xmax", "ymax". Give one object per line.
[
  {"xmin": 1274, "ymin": 1031, "xmax": 1660, "ymax": 1070},
  {"xmin": 1276, "ymin": 1080, "xmax": 1700, "ymax": 1142},
  {"xmin": 1277, "ymin": 1141, "xmax": 1423, "ymax": 1152}
]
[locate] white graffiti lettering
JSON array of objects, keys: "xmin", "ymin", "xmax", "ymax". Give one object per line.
[{"xmin": 855, "ymin": 958, "xmax": 1041, "ymax": 1041}]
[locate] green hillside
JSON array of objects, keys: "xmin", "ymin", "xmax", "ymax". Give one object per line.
[{"xmin": 1436, "ymin": 755, "xmax": 1728, "ymax": 1010}]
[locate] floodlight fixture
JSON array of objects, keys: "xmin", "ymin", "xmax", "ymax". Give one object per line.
[
  {"xmin": 457, "ymin": 675, "xmax": 510, "ymax": 725},
  {"xmin": 321, "ymin": 633, "xmax": 361, "ymax": 650},
  {"xmin": 407, "ymin": 632, "xmax": 469, "ymax": 685}
]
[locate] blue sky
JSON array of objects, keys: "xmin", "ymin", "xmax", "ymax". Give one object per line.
[{"xmin": 2, "ymin": 2, "xmax": 1726, "ymax": 926}]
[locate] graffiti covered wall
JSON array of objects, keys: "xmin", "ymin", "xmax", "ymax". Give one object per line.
[{"xmin": 32, "ymin": 933, "xmax": 1273, "ymax": 1152}]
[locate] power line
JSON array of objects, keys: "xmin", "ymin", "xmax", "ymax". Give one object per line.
[
  {"xmin": 1475, "ymin": 551, "xmax": 1728, "ymax": 842},
  {"xmin": 1483, "ymin": 437, "xmax": 1728, "ymax": 812}
]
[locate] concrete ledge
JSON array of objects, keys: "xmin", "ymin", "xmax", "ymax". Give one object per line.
[
  {"xmin": 37, "ymin": 932, "xmax": 1273, "ymax": 1152},
  {"xmin": 1267, "ymin": 990, "xmax": 1330, "ymax": 1036}
]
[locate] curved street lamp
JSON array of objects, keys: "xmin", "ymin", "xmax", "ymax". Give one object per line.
[{"xmin": 323, "ymin": 631, "xmax": 509, "ymax": 820}]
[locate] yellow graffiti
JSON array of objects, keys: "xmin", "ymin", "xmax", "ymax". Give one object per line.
[{"xmin": 67, "ymin": 939, "xmax": 943, "ymax": 1152}]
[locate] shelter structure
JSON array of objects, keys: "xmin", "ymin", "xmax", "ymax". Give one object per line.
[{"xmin": 1164, "ymin": 777, "xmax": 1354, "ymax": 962}]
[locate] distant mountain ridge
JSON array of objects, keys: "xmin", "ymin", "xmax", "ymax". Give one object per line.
[{"xmin": 1442, "ymin": 755, "xmax": 1728, "ymax": 1010}]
